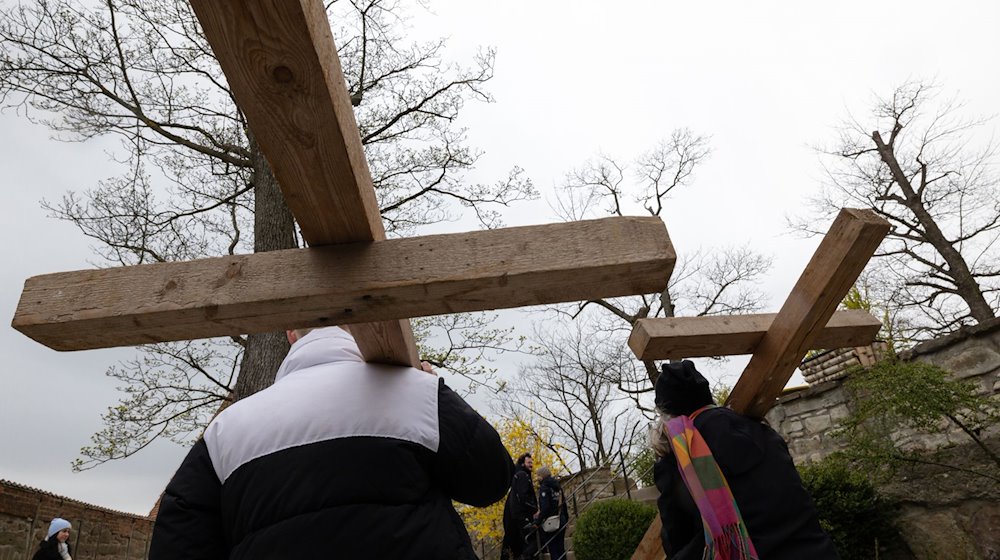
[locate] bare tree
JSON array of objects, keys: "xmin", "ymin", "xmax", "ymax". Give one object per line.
[
  {"xmin": 412, "ymin": 312, "xmax": 530, "ymax": 395},
  {"xmin": 498, "ymin": 133, "xmax": 771, "ymax": 470},
  {"xmin": 795, "ymin": 81, "xmax": 999, "ymax": 338},
  {"xmin": 550, "ymin": 131, "xmax": 772, "ymax": 388},
  {"xmin": 500, "ymin": 323, "xmax": 645, "ymax": 470},
  {"xmin": 0, "ymin": 0, "xmax": 536, "ymax": 469},
  {"xmin": 839, "ymin": 269, "xmax": 920, "ymax": 353},
  {"xmin": 74, "ymin": 339, "xmax": 239, "ymax": 470}
]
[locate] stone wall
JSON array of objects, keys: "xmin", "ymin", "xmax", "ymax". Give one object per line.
[
  {"xmin": 764, "ymin": 378, "xmax": 854, "ymax": 464},
  {"xmin": 766, "ymin": 329, "xmax": 1000, "ymax": 464},
  {"xmin": 766, "ymin": 318, "xmax": 1000, "ymax": 560},
  {"xmin": 764, "ymin": 341, "xmax": 888, "ymax": 463},
  {"xmin": 0, "ymin": 480, "xmax": 152, "ymax": 560}
]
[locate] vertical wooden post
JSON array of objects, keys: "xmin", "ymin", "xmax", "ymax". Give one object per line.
[
  {"xmin": 91, "ymin": 513, "xmax": 105, "ymax": 560},
  {"xmin": 71, "ymin": 506, "xmax": 81, "ymax": 556},
  {"xmin": 187, "ymin": 0, "xmax": 419, "ymax": 366}
]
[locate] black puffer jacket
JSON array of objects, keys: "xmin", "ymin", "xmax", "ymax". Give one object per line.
[
  {"xmin": 150, "ymin": 327, "xmax": 514, "ymax": 559},
  {"xmin": 654, "ymin": 407, "xmax": 839, "ymax": 560}
]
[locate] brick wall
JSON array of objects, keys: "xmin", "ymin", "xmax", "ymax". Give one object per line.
[{"xmin": 0, "ymin": 480, "xmax": 152, "ymax": 560}]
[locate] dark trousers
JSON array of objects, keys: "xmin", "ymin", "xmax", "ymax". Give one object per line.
[
  {"xmin": 542, "ymin": 527, "xmax": 566, "ymax": 560},
  {"xmin": 520, "ymin": 525, "xmax": 541, "ymax": 560},
  {"xmin": 501, "ymin": 519, "xmax": 530, "ymax": 559}
]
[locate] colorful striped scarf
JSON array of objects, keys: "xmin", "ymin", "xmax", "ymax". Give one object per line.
[{"xmin": 665, "ymin": 406, "xmax": 758, "ymax": 560}]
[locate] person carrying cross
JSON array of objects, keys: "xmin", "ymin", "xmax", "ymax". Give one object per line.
[
  {"xmin": 650, "ymin": 360, "xmax": 839, "ymax": 560},
  {"xmin": 149, "ymin": 325, "xmax": 514, "ymax": 559}
]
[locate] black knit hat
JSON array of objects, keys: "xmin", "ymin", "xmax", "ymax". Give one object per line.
[{"xmin": 654, "ymin": 360, "xmax": 714, "ymax": 416}]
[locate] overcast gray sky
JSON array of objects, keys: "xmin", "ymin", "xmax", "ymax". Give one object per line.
[{"xmin": 2, "ymin": 0, "xmax": 999, "ymax": 514}]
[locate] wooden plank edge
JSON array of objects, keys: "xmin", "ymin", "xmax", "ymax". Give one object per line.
[
  {"xmin": 628, "ymin": 309, "xmax": 882, "ymax": 360},
  {"xmin": 12, "ymin": 217, "xmax": 674, "ymax": 351},
  {"xmin": 631, "ymin": 513, "xmax": 665, "ymax": 560}
]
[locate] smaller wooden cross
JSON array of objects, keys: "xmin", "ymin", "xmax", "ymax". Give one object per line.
[{"xmin": 629, "ymin": 207, "xmax": 889, "ymax": 559}]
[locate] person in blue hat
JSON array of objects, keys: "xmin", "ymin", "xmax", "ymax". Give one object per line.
[{"xmin": 32, "ymin": 518, "xmax": 72, "ymax": 560}]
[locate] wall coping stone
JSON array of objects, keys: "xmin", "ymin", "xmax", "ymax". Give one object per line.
[
  {"xmin": 900, "ymin": 317, "xmax": 1000, "ymax": 360},
  {"xmin": 776, "ymin": 377, "xmax": 843, "ymax": 404},
  {"xmin": 0, "ymin": 479, "xmax": 152, "ymax": 521}
]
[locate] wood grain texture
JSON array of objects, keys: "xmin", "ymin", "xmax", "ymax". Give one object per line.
[
  {"xmin": 628, "ymin": 309, "xmax": 882, "ymax": 360},
  {"xmin": 190, "ymin": 0, "xmax": 382, "ymax": 244},
  {"xmin": 348, "ymin": 321, "xmax": 420, "ymax": 366},
  {"xmin": 630, "ymin": 513, "xmax": 665, "ymax": 560},
  {"xmin": 13, "ymin": 217, "xmax": 674, "ymax": 351},
  {"xmin": 188, "ymin": 0, "xmax": 413, "ymax": 363},
  {"xmin": 727, "ymin": 208, "xmax": 889, "ymax": 418}
]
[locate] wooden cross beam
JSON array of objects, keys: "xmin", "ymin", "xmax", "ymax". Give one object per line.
[
  {"xmin": 629, "ymin": 207, "xmax": 889, "ymax": 560},
  {"xmin": 13, "ymin": 217, "xmax": 672, "ymax": 351},
  {"xmin": 628, "ymin": 309, "xmax": 882, "ymax": 361}
]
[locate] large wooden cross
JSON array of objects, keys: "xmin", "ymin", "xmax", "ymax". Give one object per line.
[
  {"xmin": 11, "ymin": 1, "xmax": 676, "ymax": 362},
  {"xmin": 9, "ymin": 2, "xmax": 889, "ymax": 556}
]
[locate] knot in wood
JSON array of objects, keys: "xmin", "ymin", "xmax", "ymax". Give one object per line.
[{"xmin": 272, "ymin": 65, "xmax": 294, "ymax": 84}]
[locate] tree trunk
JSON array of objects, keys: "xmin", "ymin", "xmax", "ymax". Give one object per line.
[
  {"xmin": 232, "ymin": 132, "xmax": 299, "ymax": 402},
  {"xmin": 872, "ymin": 132, "xmax": 997, "ymax": 324}
]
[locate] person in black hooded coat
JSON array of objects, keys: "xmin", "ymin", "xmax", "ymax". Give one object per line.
[
  {"xmin": 32, "ymin": 537, "xmax": 72, "ymax": 560},
  {"xmin": 535, "ymin": 466, "xmax": 569, "ymax": 560},
  {"xmin": 501, "ymin": 453, "xmax": 538, "ymax": 559},
  {"xmin": 651, "ymin": 360, "xmax": 840, "ymax": 560}
]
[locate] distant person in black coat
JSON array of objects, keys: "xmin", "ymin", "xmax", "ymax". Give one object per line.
[
  {"xmin": 651, "ymin": 360, "xmax": 840, "ymax": 560},
  {"xmin": 501, "ymin": 453, "xmax": 538, "ymax": 559},
  {"xmin": 535, "ymin": 466, "xmax": 569, "ymax": 560},
  {"xmin": 32, "ymin": 518, "xmax": 73, "ymax": 560}
]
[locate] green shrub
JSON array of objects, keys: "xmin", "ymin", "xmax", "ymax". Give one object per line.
[
  {"xmin": 838, "ymin": 358, "xmax": 1000, "ymax": 480},
  {"xmin": 573, "ymin": 499, "xmax": 657, "ymax": 560},
  {"xmin": 799, "ymin": 456, "xmax": 900, "ymax": 560}
]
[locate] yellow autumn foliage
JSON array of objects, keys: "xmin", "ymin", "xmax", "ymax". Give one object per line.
[{"xmin": 458, "ymin": 417, "xmax": 566, "ymax": 551}]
